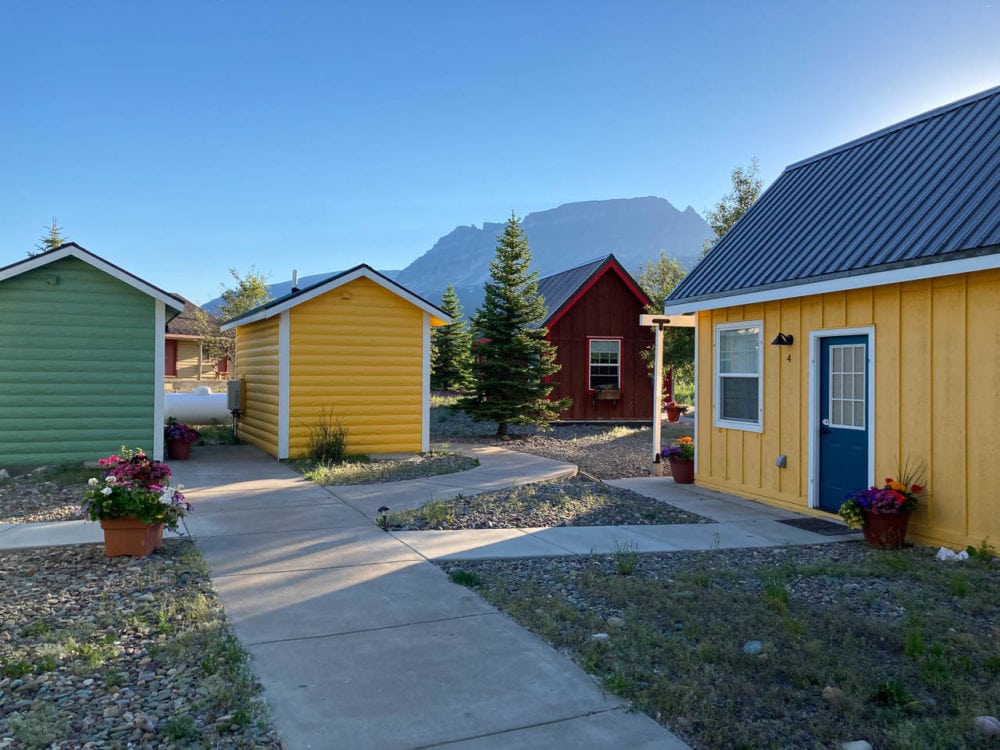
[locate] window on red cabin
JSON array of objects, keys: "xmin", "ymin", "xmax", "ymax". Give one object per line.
[{"xmin": 589, "ymin": 339, "xmax": 621, "ymax": 389}]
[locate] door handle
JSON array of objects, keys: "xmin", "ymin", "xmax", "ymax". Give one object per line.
[{"xmin": 820, "ymin": 418, "xmax": 831, "ymax": 434}]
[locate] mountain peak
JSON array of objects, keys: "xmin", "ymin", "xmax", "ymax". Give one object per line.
[{"xmin": 395, "ymin": 196, "xmax": 712, "ymax": 311}]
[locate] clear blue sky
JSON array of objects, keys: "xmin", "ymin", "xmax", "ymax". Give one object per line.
[{"xmin": 2, "ymin": 1, "xmax": 998, "ymax": 304}]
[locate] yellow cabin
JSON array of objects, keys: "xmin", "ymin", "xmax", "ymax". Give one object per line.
[
  {"xmin": 663, "ymin": 86, "xmax": 1000, "ymax": 550},
  {"xmin": 220, "ymin": 265, "xmax": 449, "ymax": 459}
]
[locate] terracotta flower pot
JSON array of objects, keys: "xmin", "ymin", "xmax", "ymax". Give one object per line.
[
  {"xmin": 861, "ymin": 510, "xmax": 911, "ymax": 550},
  {"xmin": 100, "ymin": 517, "xmax": 164, "ymax": 557},
  {"xmin": 666, "ymin": 407, "xmax": 684, "ymax": 423},
  {"xmin": 668, "ymin": 457, "xmax": 695, "ymax": 484},
  {"xmin": 167, "ymin": 438, "xmax": 192, "ymax": 460}
]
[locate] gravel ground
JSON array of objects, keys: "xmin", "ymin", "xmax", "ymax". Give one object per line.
[
  {"xmin": 0, "ymin": 541, "xmax": 281, "ymax": 749},
  {"xmin": 0, "ymin": 479, "xmax": 86, "ymax": 524},
  {"xmin": 387, "ymin": 477, "xmax": 710, "ymax": 530},
  {"xmin": 430, "ymin": 405, "xmax": 693, "ymax": 480}
]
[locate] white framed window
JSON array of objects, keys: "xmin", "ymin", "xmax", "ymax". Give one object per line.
[
  {"xmin": 589, "ymin": 338, "xmax": 621, "ymax": 390},
  {"xmin": 714, "ymin": 321, "xmax": 763, "ymax": 431}
]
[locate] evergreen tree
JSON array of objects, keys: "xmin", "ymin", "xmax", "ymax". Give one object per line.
[
  {"xmin": 431, "ymin": 285, "xmax": 473, "ymax": 391},
  {"xmin": 28, "ymin": 218, "xmax": 68, "ymax": 257},
  {"xmin": 458, "ymin": 214, "xmax": 570, "ymax": 437}
]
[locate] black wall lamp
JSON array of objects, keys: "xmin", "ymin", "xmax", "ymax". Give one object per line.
[{"xmin": 770, "ymin": 332, "xmax": 794, "ymax": 346}]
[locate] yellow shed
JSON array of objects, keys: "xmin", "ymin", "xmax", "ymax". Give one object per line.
[
  {"xmin": 663, "ymin": 86, "xmax": 1000, "ymax": 549},
  {"xmin": 220, "ymin": 265, "xmax": 450, "ymax": 459}
]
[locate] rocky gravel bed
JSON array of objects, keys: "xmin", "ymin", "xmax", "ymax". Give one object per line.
[
  {"xmin": 0, "ymin": 541, "xmax": 281, "ymax": 749},
  {"xmin": 0, "ymin": 480, "xmax": 85, "ymax": 524},
  {"xmin": 387, "ymin": 477, "xmax": 709, "ymax": 530},
  {"xmin": 431, "ymin": 406, "xmax": 693, "ymax": 480}
]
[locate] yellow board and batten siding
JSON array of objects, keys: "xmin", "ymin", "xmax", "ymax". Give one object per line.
[
  {"xmin": 287, "ymin": 276, "xmax": 425, "ymax": 456},
  {"xmin": 234, "ymin": 316, "xmax": 280, "ymax": 456},
  {"xmin": 695, "ymin": 268, "xmax": 1000, "ymax": 550}
]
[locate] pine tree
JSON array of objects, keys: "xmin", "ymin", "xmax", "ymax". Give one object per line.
[
  {"xmin": 431, "ymin": 285, "xmax": 473, "ymax": 391},
  {"xmin": 458, "ymin": 214, "xmax": 570, "ymax": 436},
  {"xmin": 28, "ymin": 218, "xmax": 68, "ymax": 257}
]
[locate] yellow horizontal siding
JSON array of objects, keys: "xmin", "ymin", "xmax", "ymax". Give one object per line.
[
  {"xmin": 234, "ymin": 317, "xmax": 280, "ymax": 456},
  {"xmin": 696, "ymin": 270, "xmax": 1000, "ymax": 549},
  {"xmin": 288, "ymin": 277, "xmax": 425, "ymax": 457}
]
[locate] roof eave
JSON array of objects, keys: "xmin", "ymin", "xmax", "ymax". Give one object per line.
[
  {"xmin": 0, "ymin": 243, "xmax": 186, "ymax": 314},
  {"xmin": 220, "ymin": 265, "xmax": 451, "ymax": 330},
  {"xmin": 663, "ymin": 248, "xmax": 1000, "ymax": 315}
]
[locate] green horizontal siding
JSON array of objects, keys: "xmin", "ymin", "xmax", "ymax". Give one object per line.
[{"xmin": 0, "ymin": 257, "xmax": 158, "ymax": 466}]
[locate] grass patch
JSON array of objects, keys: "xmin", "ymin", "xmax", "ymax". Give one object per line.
[
  {"xmin": 298, "ymin": 452, "xmax": 478, "ymax": 485},
  {"xmin": 452, "ymin": 545, "xmax": 1000, "ymax": 749}
]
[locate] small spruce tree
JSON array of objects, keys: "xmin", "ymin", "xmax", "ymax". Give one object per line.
[
  {"xmin": 28, "ymin": 218, "xmax": 68, "ymax": 257},
  {"xmin": 431, "ymin": 285, "xmax": 474, "ymax": 391},
  {"xmin": 458, "ymin": 213, "xmax": 570, "ymax": 436}
]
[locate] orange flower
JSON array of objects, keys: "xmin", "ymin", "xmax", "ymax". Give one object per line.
[
  {"xmin": 887, "ymin": 479, "xmax": 906, "ymax": 493},
  {"xmin": 678, "ymin": 436, "xmax": 693, "ymax": 444}
]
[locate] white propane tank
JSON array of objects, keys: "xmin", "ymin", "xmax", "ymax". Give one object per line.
[{"xmin": 164, "ymin": 387, "xmax": 230, "ymax": 424}]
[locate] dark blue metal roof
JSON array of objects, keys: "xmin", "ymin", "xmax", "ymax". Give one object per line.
[
  {"xmin": 667, "ymin": 85, "xmax": 1000, "ymax": 305},
  {"xmin": 536, "ymin": 254, "xmax": 651, "ymax": 326},
  {"xmin": 537, "ymin": 256, "xmax": 609, "ymax": 325}
]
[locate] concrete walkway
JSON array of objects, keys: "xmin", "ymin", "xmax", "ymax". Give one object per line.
[
  {"xmin": 0, "ymin": 444, "xmax": 859, "ymax": 749},
  {"xmin": 168, "ymin": 445, "xmax": 687, "ymax": 749}
]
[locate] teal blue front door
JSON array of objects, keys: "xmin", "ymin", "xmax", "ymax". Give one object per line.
[{"xmin": 818, "ymin": 335, "xmax": 869, "ymax": 513}]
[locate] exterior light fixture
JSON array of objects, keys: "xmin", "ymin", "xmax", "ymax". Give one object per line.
[
  {"xmin": 377, "ymin": 506, "xmax": 390, "ymax": 531},
  {"xmin": 770, "ymin": 333, "xmax": 794, "ymax": 346}
]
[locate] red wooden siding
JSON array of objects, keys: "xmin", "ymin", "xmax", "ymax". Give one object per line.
[{"xmin": 547, "ymin": 270, "xmax": 654, "ymax": 420}]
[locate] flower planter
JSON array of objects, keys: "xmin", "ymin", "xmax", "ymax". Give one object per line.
[
  {"xmin": 861, "ymin": 510, "xmax": 911, "ymax": 550},
  {"xmin": 595, "ymin": 389, "xmax": 621, "ymax": 401},
  {"xmin": 167, "ymin": 438, "xmax": 192, "ymax": 460},
  {"xmin": 665, "ymin": 407, "xmax": 684, "ymax": 423},
  {"xmin": 100, "ymin": 517, "xmax": 164, "ymax": 557},
  {"xmin": 668, "ymin": 457, "xmax": 695, "ymax": 484}
]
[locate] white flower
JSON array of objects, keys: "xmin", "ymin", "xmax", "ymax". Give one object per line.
[
  {"xmin": 160, "ymin": 487, "xmax": 174, "ymax": 504},
  {"xmin": 88, "ymin": 477, "xmax": 99, "ymax": 487},
  {"xmin": 100, "ymin": 487, "xmax": 113, "ymax": 496},
  {"xmin": 106, "ymin": 476, "xmax": 117, "ymax": 484}
]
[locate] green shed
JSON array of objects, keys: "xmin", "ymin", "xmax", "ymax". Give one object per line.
[{"xmin": 0, "ymin": 243, "xmax": 184, "ymax": 467}]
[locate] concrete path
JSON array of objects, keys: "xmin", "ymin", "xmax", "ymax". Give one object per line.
[
  {"xmin": 168, "ymin": 445, "xmax": 687, "ymax": 750},
  {"xmin": 1, "ymin": 445, "xmax": 860, "ymax": 749}
]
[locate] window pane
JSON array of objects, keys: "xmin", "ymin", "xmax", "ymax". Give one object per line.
[
  {"xmin": 590, "ymin": 340, "xmax": 620, "ymax": 388},
  {"xmin": 720, "ymin": 376, "xmax": 759, "ymax": 422},
  {"xmin": 833, "ymin": 347, "xmax": 842, "ymax": 371},
  {"xmin": 854, "ymin": 401, "xmax": 865, "ymax": 427},
  {"xmin": 719, "ymin": 328, "xmax": 760, "ymax": 374}
]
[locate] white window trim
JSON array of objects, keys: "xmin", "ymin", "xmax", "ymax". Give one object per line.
[
  {"xmin": 714, "ymin": 320, "xmax": 763, "ymax": 433},
  {"xmin": 587, "ymin": 337, "xmax": 622, "ymax": 391}
]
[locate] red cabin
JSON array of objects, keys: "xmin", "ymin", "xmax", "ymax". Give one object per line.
[{"xmin": 538, "ymin": 255, "xmax": 654, "ymax": 421}]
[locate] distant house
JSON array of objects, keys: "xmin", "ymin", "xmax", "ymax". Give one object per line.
[
  {"xmin": 663, "ymin": 86, "xmax": 1000, "ymax": 549},
  {"xmin": 0, "ymin": 243, "xmax": 184, "ymax": 465},
  {"xmin": 165, "ymin": 297, "xmax": 227, "ymax": 381},
  {"xmin": 221, "ymin": 265, "xmax": 450, "ymax": 459},
  {"xmin": 539, "ymin": 254, "xmax": 654, "ymax": 421}
]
